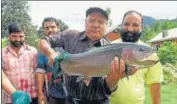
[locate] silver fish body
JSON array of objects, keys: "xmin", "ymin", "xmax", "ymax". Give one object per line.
[{"xmin": 60, "ymin": 42, "xmax": 158, "ymax": 77}]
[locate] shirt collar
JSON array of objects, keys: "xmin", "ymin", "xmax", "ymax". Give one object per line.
[
  {"xmin": 6, "ymin": 44, "xmax": 30, "ymax": 54},
  {"xmin": 78, "ymin": 31, "xmax": 102, "ymax": 46},
  {"xmin": 78, "ymin": 31, "xmax": 88, "ymax": 41}
]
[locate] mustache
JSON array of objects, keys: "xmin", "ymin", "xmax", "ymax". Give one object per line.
[
  {"xmin": 10, "ymin": 41, "xmax": 24, "ymax": 47},
  {"xmin": 120, "ymin": 30, "xmax": 142, "ymax": 43}
]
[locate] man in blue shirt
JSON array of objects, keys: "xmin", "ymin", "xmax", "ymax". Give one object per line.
[{"xmin": 36, "ymin": 17, "xmax": 67, "ymax": 104}]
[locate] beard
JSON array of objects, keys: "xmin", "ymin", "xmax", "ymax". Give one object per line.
[
  {"xmin": 120, "ymin": 30, "xmax": 142, "ymax": 43},
  {"xmin": 10, "ymin": 41, "xmax": 24, "ymax": 47}
]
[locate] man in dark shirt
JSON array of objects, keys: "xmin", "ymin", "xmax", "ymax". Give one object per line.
[
  {"xmin": 36, "ymin": 17, "xmax": 67, "ymax": 104},
  {"xmin": 38, "ymin": 7, "xmax": 127, "ymax": 104}
]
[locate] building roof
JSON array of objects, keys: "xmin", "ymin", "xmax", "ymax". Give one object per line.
[
  {"xmin": 148, "ymin": 28, "xmax": 177, "ymax": 43},
  {"xmin": 104, "ymin": 25, "xmax": 120, "ymax": 35}
]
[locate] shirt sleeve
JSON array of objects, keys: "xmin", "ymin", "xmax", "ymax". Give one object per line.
[
  {"xmin": 103, "ymin": 77, "xmax": 118, "ymax": 95},
  {"xmin": 42, "ymin": 32, "xmax": 64, "ymax": 48},
  {"xmin": 37, "ymin": 52, "xmax": 47, "ymax": 68},
  {"xmin": 35, "ymin": 68, "xmax": 46, "ymax": 74},
  {"xmin": 36, "ymin": 52, "xmax": 51, "ymax": 73},
  {"xmin": 145, "ymin": 53, "xmax": 164, "ymax": 85}
]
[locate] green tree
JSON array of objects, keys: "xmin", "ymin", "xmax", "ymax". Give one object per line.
[
  {"xmin": 1, "ymin": 0, "xmax": 37, "ymax": 37},
  {"xmin": 2, "ymin": 38, "xmax": 8, "ymax": 48},
  {"xmin": 161, "ymin": 20, "xmax": 177, "ymax": 30},
  {"xmin": 141, "ymin": 25, "xmax": 154, "ymax": 41},
  {"xmin": 142, "ymin": 20, "xmax": 177, "ymax": 41},
  {"xmin": 37, "ymin": 19, "xmax": 69, "ymax": 38},
  {"xmin": 58, "ymin": 19, "xmax": 69, "ymax": 31},
  {"xmin": 157, "ymin": 42, "xmax": 177, "ymax": 65},
  {"xmin": 1, "ymin": 0, "xmax": 39, "ymax": 48},
  {"xmin": 106, "ymin": 7, "xmax": 113, "ymax": 28}
]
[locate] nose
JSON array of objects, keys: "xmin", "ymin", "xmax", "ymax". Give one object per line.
[
  {"xmin": 92, "ymin": 21, "xmax": 99, "ymax": 27},
  {"xmin": 15, "ymin": 36, "xmax": 21, "ymax": 41},
  {"xmin": 127, "ymin": 25, "xmax": 134, "ymax": 32},
  {"xmin": 48, "ymin": 27, "xmax": 52, "ymax": 32}
]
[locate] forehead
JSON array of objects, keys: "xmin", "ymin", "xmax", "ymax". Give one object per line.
[
  {"xmin": 10, "ymin": 32, "xmax": 25, "ymax": 36},
  {"xmin": 123, "ymin": 13, "xmax": 142, "ymax": 23},
  {"xmin": 43, "ymin": 21, "xmax": 57, "ymax": 27},
  {"xmin": 87, "ymin": 12, "xmax": 107, "ymax": 21}
]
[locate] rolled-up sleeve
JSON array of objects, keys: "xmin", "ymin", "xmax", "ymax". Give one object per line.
[
  {"xmin": 36, "ymin": 52, "xmax": 48, "ymax": 73},
  {"xmin": 36, "ymin": 68, "xmax": 46, "ymax": 74}
]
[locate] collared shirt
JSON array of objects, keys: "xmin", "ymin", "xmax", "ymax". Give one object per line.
[
  {"xmin": 43, "ymin": 30, "xmax": 113, "ymax": 103},
  {"xmin": 2, "ymin": 44, "xmax": 38, "ymax": 103},
  {"xmin": 110, "ymin": 39, "xmax": 163, "ymax": 104}
]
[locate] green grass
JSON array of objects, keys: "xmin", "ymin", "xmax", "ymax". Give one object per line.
[{"xmin": 145, "ymin": 83, "xmax": 177, "ymax": 104}]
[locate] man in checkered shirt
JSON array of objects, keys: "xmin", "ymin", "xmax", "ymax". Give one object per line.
[{"xmin": 2, "ymin": 22, "xmax": 38, "ymax": 104}]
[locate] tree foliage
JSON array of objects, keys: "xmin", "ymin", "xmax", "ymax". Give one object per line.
[
  {"xmin": 58, "ymin": 19, "xmax": 69, "ymax": 31},
  {"xmin": 157, "ymin": 42, "xmax": 177, "ymax": 65},
  {"xmin": 2, "ymin": 38, "xmax": 8, "ymax": 48},
  {"xmin": 1, "ymin": 0, "xmax": 37, "ymax": 37},
  {"xmin": 141, "ymin": 20, "xmax": 177, "ymax": 41},
  {"xmin": 105, "ymin": 7, "xmax": 113, "ymax": 28},
  {"xmin": 1, "ymin": 0, "xmax": 39, "ymax": 48}
]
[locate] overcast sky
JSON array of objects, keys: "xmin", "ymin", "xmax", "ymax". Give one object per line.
[{"xmin": 28, "ymin": 1, "xmax": 177, "ymax": 31}]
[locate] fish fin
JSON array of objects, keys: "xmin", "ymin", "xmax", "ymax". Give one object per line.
[
  {"xmin": 125, "ymin": 64, "xmax": 129, "ymax": 80},
  {"xmin": 125, "ymin": 64, "xmax": 137, "ymax": 80}
]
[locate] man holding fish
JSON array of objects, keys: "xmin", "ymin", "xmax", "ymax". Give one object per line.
[
  {"xmin": 38, "ymin": 7, "xmax": 136, "ymax": 104},
  {"xmin": 110, "ymin": 10, "xmax": 163, "ymax": 104}
]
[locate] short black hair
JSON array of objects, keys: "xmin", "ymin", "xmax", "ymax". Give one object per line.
[
  {"xmin": 8, "ymin": 22, "xmax": 23, "ymax": 34},
  {"xmin": 122, "ymin": 10, "xmax": 143, "ymax": 25},
  {"xmin": 42, "ymin": 17, "xmax": 59, "ymax": 28},
  {"xmin": 86, "ymin": 7, "xmax": 109, "ymax": 21}
]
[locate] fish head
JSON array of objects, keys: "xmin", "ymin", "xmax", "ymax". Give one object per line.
[
  {"xmin": 121, "ymin": 44, "xmax": 156, "ymax": 62},
  {"xmin": 133, "ymin": 45, "xmax": 156, "ymax": 60}
]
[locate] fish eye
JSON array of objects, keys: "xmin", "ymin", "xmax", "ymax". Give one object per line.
[{"xmin": 138, "ymin": 47, "xmax": 146, "ymax": 52}]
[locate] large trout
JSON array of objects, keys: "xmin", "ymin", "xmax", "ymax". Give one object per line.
[{"xmin": 54, "ymin": 42, "xmax": 158, "ymax": 83}]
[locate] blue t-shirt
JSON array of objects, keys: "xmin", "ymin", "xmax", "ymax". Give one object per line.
[{"xmin": 37, "ymin": 51, "xmax": 67, "ymax": 98}]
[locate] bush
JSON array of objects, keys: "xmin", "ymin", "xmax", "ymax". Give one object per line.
[
  {"xmin": 157, "ymin": 42, "xmax": 177, "ymax": 64},
  {"xmin": 162, "ymin": 63, "xmax": 177, "ymax": 84},
  {"xmin": 25, "ymin": 33, "xmax": 39, "ymax": 48},
  {"xmin": 2, "ymin": 38, "xmax": 8, "ymax": 48}
]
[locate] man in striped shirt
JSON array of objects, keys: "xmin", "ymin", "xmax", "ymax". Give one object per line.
[
  {"xmin": 2, "ymin": 22, "xmax": 38, "ymax": 104},
  {"xmin": 38, "ymin": 7, "xmax": 132, "ymax": 104}
]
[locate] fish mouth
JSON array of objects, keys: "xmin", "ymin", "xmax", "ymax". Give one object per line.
[
  {"xmin": 143, "ymin": 48, "xmax": 156, "ymax": 58},
  {"xmin": 129, "ymin": 59, "xmax": 159, "ymax": 69}
]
